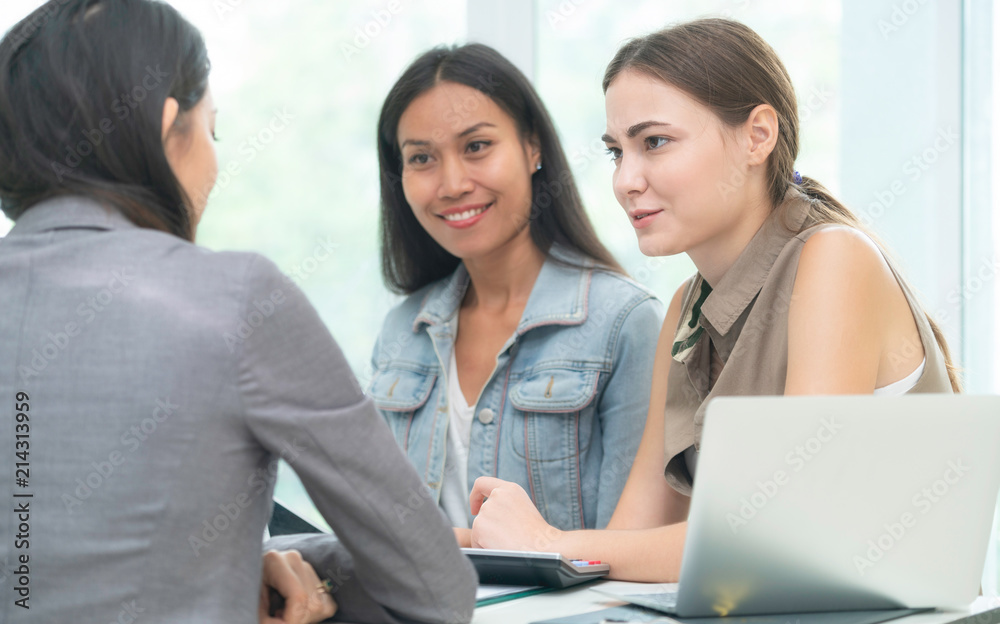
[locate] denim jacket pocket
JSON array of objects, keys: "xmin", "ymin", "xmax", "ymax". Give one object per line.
[
  {"xmin": 509, "ymin": 368, "xmax": 600, "ymax": 461},
  {"xmin": 369, "ymin": 367, "xmax": 437, "ymax": 448}
]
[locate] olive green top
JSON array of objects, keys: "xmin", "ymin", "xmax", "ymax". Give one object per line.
[{"xmin": 663, "ymin": 191, "xmax": 954, "ymax": 496}]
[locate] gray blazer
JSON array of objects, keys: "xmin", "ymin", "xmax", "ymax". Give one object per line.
[{"xmin": 0, "ymin": 197, "xmax": 476, "ymax": 623}]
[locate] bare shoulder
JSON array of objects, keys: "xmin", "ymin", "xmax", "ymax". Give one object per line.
[
  {"xmin": 786, "ymin": 226, "xmax": 920, "ymax": 393},
  {"xmin": 798, "ymin": 226, "xmax": 889, "ymax": 279},
  {"xmin": 794, "ymin": 226, "xmax": 900, "ymax": 304}
]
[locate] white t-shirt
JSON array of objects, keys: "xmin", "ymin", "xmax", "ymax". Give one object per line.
[{"xmin": 439, "ymin": 314, "xmax": 477, "ymax": 528}]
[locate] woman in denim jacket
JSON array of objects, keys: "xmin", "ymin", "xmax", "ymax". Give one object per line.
[{"xmin": 369, "ymin": 43, "xmax": 664, "ymax": 537}]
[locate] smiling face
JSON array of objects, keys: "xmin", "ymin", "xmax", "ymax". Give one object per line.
[
  {"xmin": 396, "ymin": 81, "xmax": 541, "ymax": 261},
  {"xmin": 603, "ymin": 70, "xmax": 756, "ymax": 260}
]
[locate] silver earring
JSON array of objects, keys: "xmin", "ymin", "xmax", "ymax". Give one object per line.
[{"xmin": 536, "ymin": 162, "xmax": 542, "ymax": 171}]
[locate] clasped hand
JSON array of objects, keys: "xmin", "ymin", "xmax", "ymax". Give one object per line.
[
  {"xmin": 259, "ymin": 549, "xmax": 338, "ymax": 624},
  {"xmin": 469, "ymin": 476, "xmax": 564, "ymax": 551}
]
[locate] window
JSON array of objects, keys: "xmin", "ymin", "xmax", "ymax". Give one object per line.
[
  {"xmin": 963, "ymin": 0, "xmax": 998, "ymax": 594},
  {"xmin": 176, "ymin": 0, "xmax": 467, "ymax": 531},
  {"xmin": 535, "ymin": 0, "xmax": 840, "ymax": 304}
]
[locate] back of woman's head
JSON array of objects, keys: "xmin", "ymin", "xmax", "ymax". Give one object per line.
[
  {"xmin": 377, "ymin": 42, "xmax": 622, "ymax": 294},
  {"xmin": 0, "ymin": 0, "xmax": 210, "ymax": 241}
]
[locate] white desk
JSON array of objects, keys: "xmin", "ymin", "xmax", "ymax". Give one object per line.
[{"xmin": 472, "ymin": 581, "xmax": 1000, "ymax": 624}]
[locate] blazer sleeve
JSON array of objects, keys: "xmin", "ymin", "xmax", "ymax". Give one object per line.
[{"xmin": 237, "ymin": 255, "xmax": 476, "ymax": 624}]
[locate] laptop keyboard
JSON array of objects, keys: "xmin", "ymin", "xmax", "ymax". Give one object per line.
[{"xmin": 629, "ymin": 591, "xmax": 679, "ymax": 609}]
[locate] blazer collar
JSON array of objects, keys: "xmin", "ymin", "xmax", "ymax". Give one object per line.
[
  {"xmin": 699, "ymin": 191, "xmax": 814, "ymax": 336},
  {"xmin": 412, "ymin": 244, "xmax": 593, "ymax": 334},
  {"xmin": 7, "ymin": 196, "xmax": 136, "ymax": 236}
]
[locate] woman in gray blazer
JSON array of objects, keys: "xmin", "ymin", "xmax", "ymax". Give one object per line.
[{"xmin": 0, "ymin": 1, "xmax": 475, "ymax": 623}]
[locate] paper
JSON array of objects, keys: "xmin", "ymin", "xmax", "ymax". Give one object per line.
[{"xmin": 477, "ymin": 584, "xmax": 544, "ymax": 602}]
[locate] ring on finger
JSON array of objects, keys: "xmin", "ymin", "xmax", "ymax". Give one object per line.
[{"xmin": 316, "ymin": 579, "xmax": 334, "ymax": 594}]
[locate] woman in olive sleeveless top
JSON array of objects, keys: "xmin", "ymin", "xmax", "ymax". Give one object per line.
[{"xmin": 462, "ymin": 18, "xmax": 959, "ymax": 583}]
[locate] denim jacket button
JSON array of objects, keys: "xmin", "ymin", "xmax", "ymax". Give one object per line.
[{"xmin": 477, "ymin": 408, "xmax": 495, "ymax": 425}]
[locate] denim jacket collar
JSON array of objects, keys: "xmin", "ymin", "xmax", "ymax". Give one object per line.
[{"xmin": 412, "ymin": 244, "xmax": 593, "ymax": 335}]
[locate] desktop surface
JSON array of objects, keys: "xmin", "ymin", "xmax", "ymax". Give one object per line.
[{"xmin": 470, "ymin": 582, "xmax": 1000, "ymax": 624}]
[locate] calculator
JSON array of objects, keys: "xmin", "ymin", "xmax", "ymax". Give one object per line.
[{"xmin": 461, "ymin": 548, "xmax": 610, "ymax": 588}]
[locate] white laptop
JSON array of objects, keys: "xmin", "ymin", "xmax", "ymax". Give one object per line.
[{"xmin": 594, "ymin": 395, "xmax": 1000, "ymax": 617}]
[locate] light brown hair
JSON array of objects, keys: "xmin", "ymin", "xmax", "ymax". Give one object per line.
[{"xmin": 603, "ymin": 18, "xmax": 962, "ymax": 392}]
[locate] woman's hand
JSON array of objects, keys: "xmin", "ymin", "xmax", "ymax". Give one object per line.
[
  {"xmin": 469, "ymin": 477, "xmax": 564, "ymax": 552},
  {"xmin": 259, "ymin": 549, "xmax": 338, "ymax": 624},
  {"xmin": 453, "ymin": 527, "xmax": 473, "ymax": 548}
]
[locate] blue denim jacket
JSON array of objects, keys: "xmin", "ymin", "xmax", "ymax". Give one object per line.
[{"xmin": 368, "ymin": 247, "xmax": 664, "ymax": 530}]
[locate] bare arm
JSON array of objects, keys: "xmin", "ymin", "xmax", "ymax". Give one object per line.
[
  {"xmin": 606, "ymin": 284, "xmax": 690, "ymax": 530},
  {"xmin": 468, "ymin": 283, "xmax": 691, "ymax": 582},
  {"xmin": 785, "ymin": 228, "xmax": 921, "ymax": 394}
]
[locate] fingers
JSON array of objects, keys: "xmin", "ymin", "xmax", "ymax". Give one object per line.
[
  {"xmin": 453, "ymin": 527, "xmax": 473, "ymax": 548},
  {"xmin": 469, "ymin": 476, "xmax": 511, "ymax": 515},
  {"xmin": 261, "ymin": 550, "xmax": 308, "ymax": 623},
  {"xmin": 321, "ymin": 593, "xmax": 338, "ymax": 621},
  {"xmin": 259, "ymin": 582, "xmax": 276, "ymax": 624},
  {"xmin": 260, "ymin": 549, "xmax": 338, "ymax": 624},
  {"xmin": 469, "ymin": 516, "xmax": 487, "ymax": 549}
]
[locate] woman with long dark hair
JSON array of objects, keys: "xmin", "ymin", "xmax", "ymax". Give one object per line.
[
  {"xmin": 465, "ymin": 18, "xmax": 957, "ymax": 581},
  {"xmin": 0, "ymin": 2, "xmax": 475, "ymax": 622},
  {"xmin": 371, "ymin": 43, "xmax": 663, "ymax": 538}
]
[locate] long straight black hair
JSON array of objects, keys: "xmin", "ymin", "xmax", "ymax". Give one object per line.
[
  {"xmin": 0, "ymin": 0, "xmax": 210, "ymax": 241},
  {"xmin": 377, "ymin": 43, "xmax": 624, "ymax": 294}
]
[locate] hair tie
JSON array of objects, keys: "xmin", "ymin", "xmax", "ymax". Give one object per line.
[{"xmin": 793, "ymin": 171, "xmax": 803, "ymax": 185}]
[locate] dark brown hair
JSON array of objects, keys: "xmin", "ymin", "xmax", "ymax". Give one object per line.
[
  {"xmin": 378, "ymin": 43, "xmax": 623, "ymax": 294},
  {"xmin": 0, "ymin": 0, "xmax": 211, "ymax": 241},
  {"xmin": 604, "ymin": 18, "xmax": 961, "ymax": 391}
]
